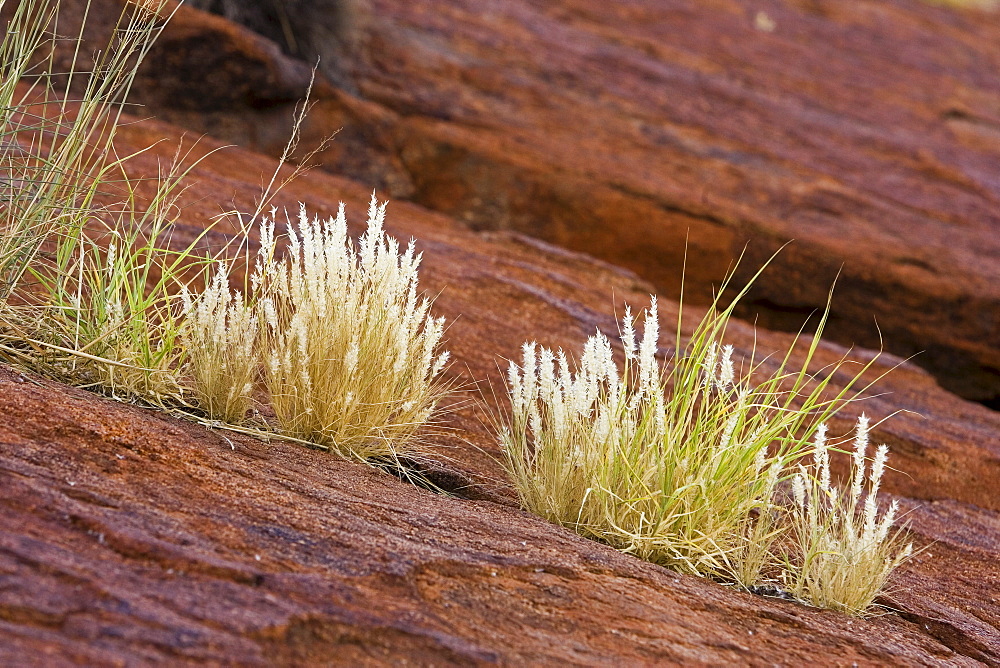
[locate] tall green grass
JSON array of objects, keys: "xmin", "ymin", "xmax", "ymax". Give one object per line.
[
  {"xmin": 0, "ymin": 0, "xmax": 173, "ymax": 301},
  {"xmin": 0, "ymin": 0, "xmax": 205, "ymax": 404},
  {"xmin": 14, "ymin": 151, "xmax": 221, "ymax": 404}
]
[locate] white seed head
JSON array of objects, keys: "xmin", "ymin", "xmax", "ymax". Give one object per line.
[
  {"xmin": 702, "ymin": 341, "xmax": 719, "ymax": 388},
  {"xmin": 717, "ymin": 344, "xmax": 735, "ymax": 390},
  {"xmin": 851, "ymin": 414, "xmax": 870, "ymax": 504},
  {"xmin": 621, "ymin": 305, "xmax": 637, "ymax": 360},
  {"xmin": 720, "ymin": 413, "xmax": 739, "ymax": 449},
  {"xmin": 792, "ymin": 466, "xmax": 807, "ymax": 509}
]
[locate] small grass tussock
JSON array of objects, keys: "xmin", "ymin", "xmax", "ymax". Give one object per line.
[
  {"xmin": 180, "ymin": 261, "xmax": 258, "ymax": 423},
  {"xmin": 181, "ymin": 196, "xmax": 451, "ymax": 461},
  {"xmin": 787, "ymin": 415, "xmax": 913, "ymax": 615},
  {"xmin": 499, "ymin": 268, "xmax": 911, "ymax": 615}
]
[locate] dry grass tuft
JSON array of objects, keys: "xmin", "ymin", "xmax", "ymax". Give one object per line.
[
  {"xmin": 787, "ymin": 415, "xmax": 913, "ymax": 615},
  {"xmin": 258, "ymin": 198, "xmax": 449, "ymax": 459},
  {"xmin": 179, "ymin": 197, "xmax": 451, "ymax": 459},
  {"xmin": 256, "ymin": 198, "xmax": 450, "ymax": 459},
  {"xmin": 181, "ymin": 262, "xmax": 259, "ymax": 422},
  {"xmin": 499, "ymin": 268, "xmax": 911, "ymax": 614}
]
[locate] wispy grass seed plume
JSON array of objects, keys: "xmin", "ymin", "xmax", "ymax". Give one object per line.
[
  {"xmin": 788, "ymin": 415, "xmax": 913, "ymax": 615},
  {"xmin": 182, "ymin": 196, "xmax": 451, "ymax": 461},
  {"xmin": 181, "ymin": 262, "xmax": 258, "ymax": 422},
  {"xmin": 255, "ymin": 197, "xmax": 450, "ymax": 460}
]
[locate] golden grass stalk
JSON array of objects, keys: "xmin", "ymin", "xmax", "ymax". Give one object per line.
[
  {"xmin": 246, "ymin": 196, "xmax": 450, "ymax": 460},
  {"xmin": 181, "ymin": 262, "xmax": 259, "ymax": 422},
  {"xmin": 787, "ymin": 416, "xmax": 913, "ymax": 616}
]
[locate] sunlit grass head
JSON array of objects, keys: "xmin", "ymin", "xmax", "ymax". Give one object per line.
[{"xmin": 788, "ymin": 414, "xmax": 913, "ymax": 616}]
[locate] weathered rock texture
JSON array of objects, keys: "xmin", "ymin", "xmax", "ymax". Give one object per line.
[
  {"xmin": 1, "ymin": 112, "xmax": 999, "ymax": 664},
  {"xmin": 3, "ymin": 1, "xmax": 1000, "ymax": 664},
  {"xmin": 106, "ymin": 0, "xmax": 1000, "ymax": 408}
]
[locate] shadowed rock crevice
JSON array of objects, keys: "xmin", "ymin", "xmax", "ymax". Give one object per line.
[
  {"xmin": 893, "ymin": 609, "xmax": 999, "ymax": 665},
  {"xmin": 184, "ymin": 0, "xmax": 369, "ymax": 93}
]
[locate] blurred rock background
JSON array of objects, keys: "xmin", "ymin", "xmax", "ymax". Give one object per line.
[{"xmin": 23, "ymin": 0, "xmax": 999, "ymax": 405}]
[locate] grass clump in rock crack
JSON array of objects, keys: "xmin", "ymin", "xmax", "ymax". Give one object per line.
[
  {"xmin": 498, "ymin": 268, "xmax": 912, "ymax": 616},
  {"xmin": 180, "ymin": 196, "xmax": 451, "ymax": 462},
  {"xmin": 788, "ymin": 415, "xmax": 912, "ymax": 615}
]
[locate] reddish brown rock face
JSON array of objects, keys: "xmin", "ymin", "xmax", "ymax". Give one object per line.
[
  {"xmin": 3, "ymin": 1, "xmax": 1000, "ymax": 663},
  {"xmin": 117, "ymin": 0, "xmax": 1000, "ymax": 408},
  {"xmin": 1, "ymin": 117, "xmax": 999, "ymax": 663}
]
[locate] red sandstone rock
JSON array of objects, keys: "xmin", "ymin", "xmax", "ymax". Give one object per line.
[
  {"xmin": 3, "ymin": 2, "xmax": 1000, "ymax": 662},
  {"xmin": 134, "ymin": 4, "xmax": 316, "ymax": 111},
  {"xmin": 0, "ymin": 114, "xmax": 998, "ymax": 663}
]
